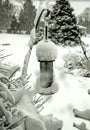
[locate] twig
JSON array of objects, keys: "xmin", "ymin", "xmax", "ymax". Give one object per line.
[
  {"xmin": 27, "ymin": 74, "xmax": 32, "ymax": 80},
  {"xmin": 37, "ymin": 106, "xmax": 44, "ymax": 113},
  {"xmin": 32, "ymin": 95, "xmax": 43, "ymax": 105},
  {"xmin": 35, "ymin": 96, "xmax": 51, "ymax": 109},
  {"xmin": 79, "ymin": 40, "xmax": 90, "ymax": 70},
  {"xmin": 7, "ymin": 116, "xmax": 27, "ymax": 129},
  {"xmin": 0, "ymin": 43, "xmax": 10, "ymax": 46},
  {"xmin": 80, "ymin": 41, "xmax": 89, "ymax": 61},
  {"xmin": 34, "ymin": 95, "xmax": 42, "ymax": 104},
  {"xmin": 8, "ymin": 67, "xmax": 20, "ymax": 79},
  {"xmin": 32, "ymin": 94, "xmax": 37, "ymax": 103},
  {"xmin": 0, "ymin": 54, "xmax": 12, "ymax": 59},
  {"xmin": 0, "ymin": 58, "xmax": 5, "ymax": 62},
  {"xmin": 57, "ymin": 128, "xmax": 62, "ymax": 130},
  {"xmin": 0, "ymin": 49, "xmax": 5, "ymax": 52}
]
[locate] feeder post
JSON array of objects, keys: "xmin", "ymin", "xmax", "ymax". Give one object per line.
[
  {"xmin": 44, "ymin": 10, "xmax": 48, "ymax": 41},
  {"xmin": 36, "ymin": 9, "xmax": 58, "ymax": 95}
]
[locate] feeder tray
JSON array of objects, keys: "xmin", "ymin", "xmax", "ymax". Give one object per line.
[{"xmin": 36, "ymin": 77, "xmax": 59, "ymax": 95}]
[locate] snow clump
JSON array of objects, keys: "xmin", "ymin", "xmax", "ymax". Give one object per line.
[{"xmin": 36, "ymin": 39, "xmax": 57, "ymax": 61}]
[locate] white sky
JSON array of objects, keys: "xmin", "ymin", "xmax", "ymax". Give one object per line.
[
  {"xmin": 33, "ymin": 1, "xmax": 90, "ymax": 16},
  {"xmin": 10, "ymin": 0, "xmax": 90, "ymax": 16},
  {"xmin": 70, "ymin": 1, "xmax": 90, "ymax": 15}
]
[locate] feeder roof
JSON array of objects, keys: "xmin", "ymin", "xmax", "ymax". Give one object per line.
[{"xmin": 36, "ymin": 39, "xmax": 57, "ymax": 61}]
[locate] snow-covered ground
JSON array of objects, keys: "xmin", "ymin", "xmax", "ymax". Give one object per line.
[{"xmin": 0, "ymin": 33, "xmax": 90, "ymax": 130}]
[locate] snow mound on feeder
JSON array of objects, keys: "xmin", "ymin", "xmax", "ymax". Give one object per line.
[{"xmin": 36, "ymin": 39, "xmax": 57, "ymax": 61}]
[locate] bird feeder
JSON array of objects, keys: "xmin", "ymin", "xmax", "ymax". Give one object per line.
[{"xmin": 36, "ymin": 10, "xmax": 58, "ymax": 95}]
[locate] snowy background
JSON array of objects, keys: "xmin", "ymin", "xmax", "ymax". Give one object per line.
[
  {"xmin": 0, "ymin": 0, "xmax": 90, "ymax": 130},
  {"xmin": 1, "ymin": 34, "xmax": 90, "ymax": 130}
]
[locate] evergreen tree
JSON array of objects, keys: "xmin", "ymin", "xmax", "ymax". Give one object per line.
[
  {"xmin": 0, "ymin": 0, "xmax": 13, "ymax": 31},
  {"xmin": 9, "ymin": 15, "xmax": 20, "ymax": 33},
  {"xmin": 19, "ymin": 0, "xmax": 36, "ymax": 34},
  {"xmin": 48, "ymin": 0, "xmax": 81, "ymax": 46},
  {"xmin": 36, "ymin": 0, "xmax": 81, "ymax": 46}
]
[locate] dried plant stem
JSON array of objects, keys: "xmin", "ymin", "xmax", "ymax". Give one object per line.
[
  {"xmin": 80, "ymin": 41, "xmax": 89, "ymax": 62},
  {"xmin": 79, "ymin": 41, "xmax": 90, "ymax": 70},
  {"xmin": 21, "ymin": 45, "xmax": 33, "ymax": 77}
]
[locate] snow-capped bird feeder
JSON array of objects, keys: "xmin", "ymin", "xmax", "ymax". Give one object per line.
[{"xmin": 36, "ymin": 12, "xmax": 58, "ymax": 95}]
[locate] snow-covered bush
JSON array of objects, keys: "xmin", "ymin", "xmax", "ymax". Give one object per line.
[
  {"xmin": 63, "ymin": 52, "xmax": 90, "ymax": 77},
  {"xmin": 0, "ymin": 63, "xmax": 26, "ymax": 130},
  {"xmin": 64, "ymin": 53, "xmax": 83, "ymax": 70}
]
